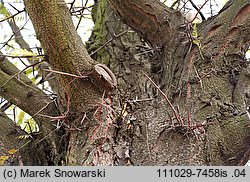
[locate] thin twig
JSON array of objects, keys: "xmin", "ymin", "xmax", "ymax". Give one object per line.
[
  {"xmin": 1, "ymin": 60, "xmax": 43, "ymax": 88},
  {"xmin": 37, "ymin": 114, "xmax": 68, "ymax": 121},
  {"xmin": 190, "ymin": 0, "xmax": 209, "ymax": 23},
  {"xmin": 0, "ymin": 9, "xmax": 25, "ymax": 23},
  {"xmin": 193, "ymin": 65, "xmax": 203, "ymax": 90},
  {"xmin": 0, "ymin": 53, "xmax": 44, "ymax": 59},
  {"xmin": 0, "ymin": 19, "xmax": 29, "ymax": 50},
  {"xmin": 90, "ymin": 30, "xmax": 128, "ymax": 56},
  {"xmin": 44, "ymin": 69, "xmax": 88, "ymax": 78},
  {"xmin": 32, "ymin": 99, "xmax": 56, "ymax": 118},
  {"xmin": 143, "ymin": 71, "xmax": 183, "ymax": 124},
  {"xmin": 187, "ymin": 0, "xmax": 206, "ymax": 21},
  {"xmin": 69, "ymin": 0, "xmax": 76, "ymax": 11}
]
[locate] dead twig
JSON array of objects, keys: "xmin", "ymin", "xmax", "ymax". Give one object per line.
[
  {"xmin": 187, "ymin": 0, "xmax": 206, "ymax": 21},
  {"xmin": 190, "ymin": 0, "xmax": 209, "ymax": 23},
  {"xmin": 44, "ymin": 69, "xmax": 88, "ymax": 79},
  {"xmin": 143, "ymin": 71, "xmax": 184, "ymax": 124},
  {"xmin": 90, "ymin": 30, "xmax": 128, "ymax": 57}
]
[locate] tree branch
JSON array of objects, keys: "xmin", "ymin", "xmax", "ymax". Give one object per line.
[
  {"xmin": 24, "ymin": 0, "xmax": 103, "ymax": 112},
  {"xmin": 0, "ymin": 55, "xmax": 58, "ymax": 133},
  {"xmin": 0, "ymin": 1, "xmax": 59, "ymax": 94},
  {"xmin": 0, "ymin": 55, "xmax": 61, "ymax": 163},
  {"xmin": 23, "ymin": 0, "xmax": 93, "ymax": 74},
  {"xmin": 195, "ymin": 0, "xmax": 250, "ymax": 165},
  {"xmin": 107, "ymin": 0, "xmax": 183, "ymax": 46},
  {"xmin": 200, "ymin": 0, "xmax": 250, "ymax": 59},
  {"xmin": 0, "ymin": 8, "xmax": 25, "ymax": 23},
  {"xmin": 188, "ymin": 0, "xmax": 206, "ymax": 21}
]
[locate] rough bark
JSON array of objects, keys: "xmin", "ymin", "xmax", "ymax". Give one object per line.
[
  {"xmin": 23, "ymin": 0, "xmax": 116, "ymax": 165},
  {"xmin": 23, "ymin": 0, "xmax": 101, "ymax": 112},
  {"xmin": 0, "ymin": 1, "xmax": 58, "ymax": 93},
  {"xmin": 103, "ymin": 0, "xmax": 250, "ymax": 165},
  {"xmin": 0, "ymin": 111, "xmax": 27, "ymax": 165},
  {"xmin": 0, "ymin": 54, "xmax": 62, "ymax": 165}
]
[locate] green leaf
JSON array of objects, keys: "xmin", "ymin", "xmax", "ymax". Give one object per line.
[
  {"xmin": 18, "ymin": 134, "xmax": 30, "ymax": 139},
  {"xmin": 24, "ymin": 118, "xmax": 38, "ymax": 133},
  {"xmin": 192, "ymin": 23, "xmax": 198, "ymax": 38},
  {"xmin": 17, "ymin": 111, "xmax": 25, "ymax": 125},
  {"xmin": 11, "ymin": 49, "xmax": 38, "ymax": 57},
  {"xmin": 0, "ymin": 4, "xmax": 9, "ymax": 17}
]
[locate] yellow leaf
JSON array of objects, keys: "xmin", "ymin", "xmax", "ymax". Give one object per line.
[
  {"xmin": 0, "ymin": 156, "xmax": 9, "ymax": 166},
  {"xmin": 11, "ymin": 49, "xmax": 37, "ymax": 57},
  {"xmin": 18, "ymin": 134, "xmax": 30, "ymax": 139},
  {"xmin": 8, "ymin": 149, "xmax": 18, "ymax": 155},
  {"xmin": 192, "ymin": 23, "xmax": 198, "ymax": 38}
]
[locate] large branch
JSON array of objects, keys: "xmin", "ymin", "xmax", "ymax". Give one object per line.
[
  {"xmin": 201, "ymin": 0, "xmax": 250, "ymax": 57},
  {"xmin": 195, "ymin": 0, "xmax": 250, "ymax": 165},
  {"xmin": 24, "ymin": 0, "xmax": 93, "ymax": 73},
  {"xmin": 0, "ymin": 55, "xmax": 62, "ymax": 164},
  {"xmin": 23, "ymin": 0, "xmax": 104, "ymax": 112},
  {"xmin": 0, "ymin": 1, "xmax": 59, "ymax": 93},
  {"xmin": 0, "ymin": 55, "xmax": 58, "ymax": 134},
  {"xmin": 107, "ymin": 0, "xmax": 183, "ymax": 46},
  {"xmin": 3, "ymin": 4, "xmax": 59, "ymax": 93}
]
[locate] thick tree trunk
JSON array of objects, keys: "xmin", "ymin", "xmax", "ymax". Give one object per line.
[
  {"xmin": 87, "ymin": 0, "xmax": 250, "ymax": 165},
  {"xmin": 87, "ymin": 0, "xmax": 206, "ymax": 165},
  {"xmin": 23, "ymin": 0, "xmax": 116, "ymax": 165}
]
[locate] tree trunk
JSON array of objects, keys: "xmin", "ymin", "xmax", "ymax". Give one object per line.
[{"xmin": 87, "ymin": 0, "xmax": 250, "ymax": 165}]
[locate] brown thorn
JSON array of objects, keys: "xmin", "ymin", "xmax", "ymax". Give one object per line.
[
  {"xmin": 143, "ymin": 71, "xmax": 183, "ymax": 124},
  {"xmin": 44, "ymin": 69, "xmax": 88, "ymax": 79}
]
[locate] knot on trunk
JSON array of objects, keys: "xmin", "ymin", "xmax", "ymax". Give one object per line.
[{"xmin": 89, "ymin": 63, "xmax": 117, "ymax": 93}]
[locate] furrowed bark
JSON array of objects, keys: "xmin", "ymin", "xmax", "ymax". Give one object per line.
[
  {"xmin": 23, "ymin": 0, "xmax": 115, "ymax": 165},
  {"xmin": 0, "ymin": 111, "xmax": 27, "ymax": 165},
  {"xmin": 106, "ymin": 0, "xmax": 250, "ymax": 165},
  {"xmin": 0, "ymin": 54, "xmax": 62, "ymax": 165}
]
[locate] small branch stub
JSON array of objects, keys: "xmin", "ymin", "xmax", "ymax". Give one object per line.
[{"xmin": 89, "ymin": 63, "xmax": 117, "ymax": 93}]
